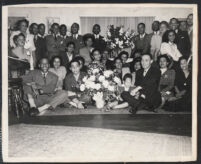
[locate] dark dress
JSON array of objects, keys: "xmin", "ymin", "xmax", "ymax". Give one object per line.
[{"xmin": 164, "ymin": 70, "xmax": 192, "ymax": 112}]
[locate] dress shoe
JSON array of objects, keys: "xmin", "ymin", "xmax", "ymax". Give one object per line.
[
  {"xmin": 29, "ymin": 107, "xmax": 39, "ymax": 116},
  {"xmin": 128, "ymin": 106, "xmax": 137, "ymax": 115}
]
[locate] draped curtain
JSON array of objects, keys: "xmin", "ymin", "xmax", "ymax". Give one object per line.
[{"xmin": 80, "ymin": 17, "xmax": 155, "ymax": 36}]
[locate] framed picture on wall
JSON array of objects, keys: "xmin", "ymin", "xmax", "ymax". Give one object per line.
[{"xmin": 46, "ymin": 17, "xmax": 60, "ymax": 34}]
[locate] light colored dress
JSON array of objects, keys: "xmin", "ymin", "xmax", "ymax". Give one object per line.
[
  {"xmin": 10, "ymin": 30, "xmax": 36, "ymax": 51},
  {"xmin": 160, "ymin": 42, "xmax": 182, "ymax": 61},
  {"xmin": 49, "ymin": 66, "xmax": 67, "ymax": 90}
]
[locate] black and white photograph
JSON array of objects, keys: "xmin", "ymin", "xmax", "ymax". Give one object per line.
[{"xmin": 1, "ymin": 3, "xmax": 198, "ymax": 162}]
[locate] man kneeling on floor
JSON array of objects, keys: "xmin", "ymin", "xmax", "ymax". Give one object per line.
[{"xmin": 22, "ymin": 58, "xmax": 69, "ymax": 116}]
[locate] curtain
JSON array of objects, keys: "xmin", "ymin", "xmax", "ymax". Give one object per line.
[{"xmin": 80, "ymin": 17, "xmax": 155, "ymax": 36}]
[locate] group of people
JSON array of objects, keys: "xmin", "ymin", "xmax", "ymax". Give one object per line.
[{"xmin": 9, "ymin": 13, "xmax": 193, "ymax": 116}]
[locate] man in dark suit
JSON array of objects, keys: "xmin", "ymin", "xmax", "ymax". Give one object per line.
[
  {"xmin": 121, "ymin": 54, "xmax": 161, "ymax": 114},
  {"xmin": 45, "ymin": 23, "xmax": 64, "ymax": 60},
  {"xmin": 22, "ymin": 58, "xmax": 69, "ymax": 116},
  {"xmin": 92, "ymin": 24, "xmax": 106, "ymax": 53},
  {"xmin": 59, "ymin": 24, "xmax": 68, "ymax": 52},
  {"xmin": 132, "ymin": 23, "xmax": 151, "ymax": 54},
  {"xmin": 169, "ymin": 18, "xmax": 191, "ymax": 58},
  {"xmin": 33, "ymin": 23, "xmax": 47, "ymax": 64},
  {"xmin": 66, "ymin": 23, "xmax": 84, "ymax": 55}
]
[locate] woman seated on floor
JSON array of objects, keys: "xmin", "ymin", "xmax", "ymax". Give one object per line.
[
  {"xmin": 164, "ymin": 57, "xmax": 192, "ymax": 112},
  {"xmin": 49, "ymin": 55, "xmax": 67, "ymax": 90},
  {"xmin": 157, "ymin": 54, "xmax": 175, "ymax": 109}
]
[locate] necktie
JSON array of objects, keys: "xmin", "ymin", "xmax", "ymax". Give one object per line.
[
  {"xmin": 43, "ymin": 73, "xmax": 46, "ymax": 84},
  {"xmin": 143, "ymin": 70, "xmax": 147, "ymax": 77},
  {"xmin": 54, "ymin": 35, "xmax": 57, "ymax": 41}
]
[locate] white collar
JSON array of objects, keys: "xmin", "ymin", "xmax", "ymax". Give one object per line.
[
  {"xmin": 72, "ymin": 34, "xmax": 78, "ymax": 39},
  {"xmin": 160, "ymin": 68, "xmax": 167, "ymax": 74},
  {"xmin": 41, "ymin": 71, "xmax": 48, "ymax": 77},
  {"xmin": 168, "ymin": 41, "xmax": 175, "ymax": 46},
  {"xmin": 38, "ymin": 34, "xmax": 45, "ymax": 38},
  {"xmin": 94, "ymin": 34, "xmax": 100, "ymax": 39},
  {"xmin": 60, "ymin": 34, "xmax": 67, "ymax": 39},
  {"xmin": 139, "ymin": 33, "xmax": 146, "ymax": 39},
  {"xmin": 154, "ymin": 31, "xmax": 160, "ymax": 35}
]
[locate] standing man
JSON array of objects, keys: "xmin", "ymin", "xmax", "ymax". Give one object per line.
[
  {"xmin": 45, "ymin": 23, "xmax": 64, "ymax": 60},
  {"xmin": 186, "ymin": 14, "xmax": 193, "ymax": 47},
  {"xmin": 36, "ymin": 23, "xmax": 47, "ymax": 61},
  {"xmin": 133, "ymin": 23, "xmax": 150, "ymax": 54},
  {"xmin": 169, "ymin": 18, "xmax": 191, "ymax": 58},
  {"xmin": 66, "ymin": 23, "xmax": 84, "ymax": 55},
  {"xmin": 59, "ymin": 24, "xmax": 68, "ymax": 52},
  {"xmin": 92, "ymin": 24, "xmax": 106, "ymax": 53},
  {"xmin": 22, "ymin": 58, "xmax": 69, "ymax": 116},
  {"xmin": 149, "ymin": 21, "xmax": 162, "ymax": 61}
]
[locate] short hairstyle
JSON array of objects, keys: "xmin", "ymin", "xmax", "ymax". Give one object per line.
[
  {"xmin": 160, "ymin": 21, "xmax": 169, "ymax": 28},
  {"xmin": 178, "ymin": 56, "xmax": 188, "ymax": 64},
  {"xmin": 157, "ymin": 54, "xmax": 171, "ymax": 67},
  {"xmin": 71, "ymin": 23, "xmax": 79, "ymax": 28},
  {"xmin": 133, "ymin": 57, "xmax": 142, "ymax": 65},
  {"xmin": 16, "ymin": 19, "xmax": 29, "ymax": 30},
  {"xmin": 29, "ymin": 23, "xmax": 38, "ymax": 34},
  {"xmin": 152, "ymin": 20, "xmax": 160, "ymax": 25},
  {"xmin": 169, "ymin": 18, "xmax": 179, "ymax": 24},
  {"xmin": 138, "ymin": 23, "xmax": 145, "ymax": 28},
  {"xmin": 93, "ymin": 24, "xmax": 100, "ymax": 29},
  {"xmin": 123, "ymin": 73, "xmax": 132, "ymax": 81},
  {"xmin": 51, "ymin": 23, "xmax": 59, "ymax": 29},
  {"xmin": 60, "ymin": 24, "xmax": 67, "ymax": 30},
  {"xmin": 38, "ymin": 23, "xmax": 45, "ymax": 28},
  {"xmin": 66, "ymin": 41, "xmax": 76, "ymax": 48},
  {"xmin": 141, "ymin": 53, "xmax": 152, "ymax": 59},
  {"xmin": 118, "ymin": 51, "xmax": 129, "ymax": 59},
  {"xmin": 13, "ymin": 33, "xmax": 25, "ymax": 45},
  {"xmin": 70, "ymin": 58, "xmax": 80, "ymax": 67},
  {"xmin": 50, "ymin": 55, "xmax": 62, "ymax": 67},
  {"xmin": 90, "ymin": 48, "xmax": 102, "ymax": 60},
  {"xmin": 74, "ymin": 56, "xmax": 85, "ymax": 65},
  {"xmin": 83, "ymin": 33, "xmax": 95, "ymax": 44},
  {"xmin": 114, "ymin": 57, "xmax": 123, "ymax": 63},
  {"xmin": 39, "ymin": 57, "xmax": 49, "ymax": 64},
  {"xmin": 187, "ymin": 13, "xmax": 193, "ymax": 18}
]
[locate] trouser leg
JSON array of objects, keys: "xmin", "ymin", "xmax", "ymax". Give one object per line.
[
  {"xmin": 48, "ymin": 90, "xmax": 70, "ymax": 108},
  {"xmin": 121, "ymin": 91, "xmax": 141, "ymax": 109}
]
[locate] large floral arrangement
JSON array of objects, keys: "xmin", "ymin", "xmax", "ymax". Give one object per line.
[
  {"xmin": 79, "ymin": 63, "xmax": 121, "ymax": 108},
  {"xmin": 104, "ymin": 25, "xmax": 136, "ymax": 52}
]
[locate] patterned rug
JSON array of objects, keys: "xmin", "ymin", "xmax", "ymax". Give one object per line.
[
  {"xmin": 8, "ymin": 124, "xmax": 192, "ymax": 162},
  {"xmin": 39, "ymin": 106, "xmax": 190, "ymax": 116}
]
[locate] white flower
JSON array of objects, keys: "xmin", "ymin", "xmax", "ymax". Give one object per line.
[
  {"xmin": 115, "ymin": 38, "xmax": 119, "ymax": 44},
  {"xmin": 104, "ymin": 70, "xmax": 113, "ymax": 78},
  {"xmin": 85, "ymin": 80, "xmax": 95, "ymax": 89},
  {"xmin": 93, "ymin": 68, "xmax": 99, "ymax": 74},
  {"xmin": 83, "ymin": 76, "xmax": 87, "ymax": 82},
  {"xmin": 119, "ymin": 40, "xmax": 123, "ymax": 46},
  {"xmin": 93, "ymin": 91, "xmax": 103, "ymax": 101},
  {"xmin": 80, "ymin": 84, "xmax": 86, "ymax": 91},
  {"xmin": 102, "ymin": 80, "xmax": 109, "ymax": 88},
  {"xmin": 113, "ymin": 76, "xmax": 121, "ymax": 85},
  {"xmin": 107, "ymin": 31, "xmax": 111, "ymax": 37},
  {"xmin": 95, "ymin": 83, "xmax": 101, "ymax": 90},
  {"xmin": 108, "ymin": 85, "xmax": 115, "ymax": 92},
  {"xmin": 98, "ymin": 75, "xmax": 105, "ymax": 82},
  {"xmin": 88, "ymin": 75, "xmax": 96, "ymax": 82}
]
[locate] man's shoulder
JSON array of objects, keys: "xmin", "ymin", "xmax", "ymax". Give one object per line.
[{"xmin": 48, "ymin": 71, "xmax": 59, "ymax": 79}]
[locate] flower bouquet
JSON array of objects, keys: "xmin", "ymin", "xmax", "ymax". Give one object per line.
[
  {"xmin": 103, "ymin": 25, "xmax": 136, "ymax": 54},
  {"xmin": 80, "ymin": 63, "xmax": 122, "ymax": 108}
]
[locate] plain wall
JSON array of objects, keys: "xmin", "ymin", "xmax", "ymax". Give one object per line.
[{"xmin": 8, "ymin": 6, "xmax": 193, "ymax": 34}]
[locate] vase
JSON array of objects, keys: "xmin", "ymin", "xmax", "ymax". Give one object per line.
[{"xmin": 95, "ymin": 98, "xmax": 105, "ymax": 109}]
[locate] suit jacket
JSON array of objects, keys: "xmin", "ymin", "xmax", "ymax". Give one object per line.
[
  {"xmin": 133, "ymin": 33, "xmax": 151, "ymax": 54},
  {"xmin": 66, "ymin": 35, "xmax": 84, "ymax": 55},
  {"xmin": 92, "ymin": 35, "xmax": 106, "ymax": 52},
  {"xmin": 175, "ymin": 30, "xmax": 191, "ymax": 58},
  {"xmin": 135, "ymin": 65, "xmax": 161, "ymax": 108},
  {"xmin": 34, "ymin": 36, "xmax": 47, "ymax": 63},
  {"xmin": 45, "ymin": 34, "xmax": 64, "ymax": 60},
  {"xmin": 22, "ymin": 69, "xmax": 58, "ymax": 94},
  {"xmin": 59, "ymin": 51, "xmax": 76, "ymax": 70}
]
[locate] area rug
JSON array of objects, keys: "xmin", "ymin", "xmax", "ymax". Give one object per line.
[
  {"xmin": 8, "ymin": 124, "xmax": 192, "ymax": 162},
  {"xmin": 39, "ymin": 106, "xmax": 190, "ymax": 116}
]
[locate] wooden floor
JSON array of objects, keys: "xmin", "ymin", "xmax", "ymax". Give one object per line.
[{"xmin": 9, "ymin": 111, "xmax": 192, "ymax": 137}]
